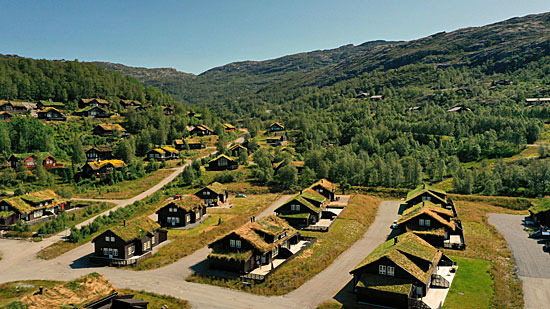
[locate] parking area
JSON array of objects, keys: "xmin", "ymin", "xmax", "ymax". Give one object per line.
[{"xmin": 488, "ymin": 213, "xmax": 550, "ymax": 308}]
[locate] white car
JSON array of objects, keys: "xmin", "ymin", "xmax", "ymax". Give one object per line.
[{"xmin": 391, "ymin": 220, "xmax": 399, "ymax": 229}]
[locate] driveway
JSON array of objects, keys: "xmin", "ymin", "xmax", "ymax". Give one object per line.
[{"xmin": 488, "ymin": 213, "xmax": 550, "ymax": 309}]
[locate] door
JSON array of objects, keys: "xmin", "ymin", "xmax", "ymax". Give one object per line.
[{"xmin": 261, "ymin": 255, "xmax": 266, "ymax": 265}]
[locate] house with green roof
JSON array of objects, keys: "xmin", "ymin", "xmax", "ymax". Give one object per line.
[
  {"xmin": 91, "ymin": 217, "xmax": 167, "ymax": 266},
  {"xmin": 207, "ymin": 154, "xmax": 238, "ymax": 171},
  {"xmin": 275, "ymin": 190, "xmax": 327, "ymax": 228},
  {"xmin": 350, "ymin": 232, "xmax": 455, "ymax": 308},
  {"xmin": 75, "ymin": 105, "xmax": 111, "ymax": 118},
  {"xmin": 309, "ymin": 178, "xmax": 336, "ymax": 201},
  {"xmin": 37, "ymin": 100, "xmax": 65, "ymax": 110},
  {"xmin": 208, "ymin": 215, "xmax": 301, "ymax": 274},
  {"xmin": 0, "ymin": 190, "xmax": 69, "ymax": 226},
  {"xmin": 397, "ymin": 201, "xmax": 466, "ymax": 250},
  {"xmin": 529, "ymin": 199, "xmax": 550, "ymax": 227},
  {"xmin": 405, "ymin": 184, "xmax": 456, "ymax": 215},
  {"xmin": 146, "ymin": 146, "xmax": 180, "ymax": 160},
  {"xmin": 156, "ymin": 195, "xmax": 207, "ymax": 228},
  {"xmin": 9, "ymin": 152, "xmax": 59, "ymax": 170},
  {"xmin": 37, "ymin": 107, "xmax": 66, "ymax": 121},
  {"xmin": 194, "ymin": 182, "xmax": 228, "ymax": 206}
]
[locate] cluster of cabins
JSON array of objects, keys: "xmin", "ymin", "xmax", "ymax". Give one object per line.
[
  {"xmin": 0, "ymin": 190, "xmax": 70, "ymax": 228},
  {"xmin": 350, "ymin": 185, "xmax": 464, "ymax": 308},
  {"xmin": 0, "ymin": 98, "xmax": 177, "ymax": 122}
]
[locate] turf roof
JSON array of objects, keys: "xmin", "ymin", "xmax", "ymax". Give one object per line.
[
  {"xmin": 206, "ymin": 182, "xmax": 226, "ymax": 194},
  {"xmin": 108, "ymin": 217, "xmax": 160, "ymax": 243},
  {"xmin": 209, "ymin": 249, "xmax": 253, "ymax": 262},
  {"xmin": 309, "ymin": 178, "xmax": 335, "ymax": 192},
  {"xmin": 357, "ymin": 274, "xmax": 412, "ymax": 295},
  {"xmin": 10, "ymin": 152, "xmax": 54, "ymax": 161},
  {"xmin": 2, "ymin": 190, "xmax": 63, "ymax": 214},
  {"xmin": 399, "ymin": 202, "xmax": 455, "ymax": 230},
  {"xmin": 530, "ymin": 199, "xmax": 550, "ymax": 214},
  {"xmin": 278, "ymin": 195, "xmax": 321, "ymax": 214},
  {"xmin": 278, "ymin": 212, "xmax": 311, "ymax": 219},
  {"xmin": 405, "ymin": 184, "xmax": 447, "ymax": 202},
  {"xmin": 164, "ymin": 195, "xmax": 204, "ymax": 212},
  {"xmin": 86, "ymin": 159, "xmax": 126, "ymax": 171},
  {"xmin": 162, "ymin": 146, "xmax": 178, "ymax": 153},
  {"xmin": 300, "ymin": 188, "xmax": 327, "ymax": 203},
  {"xmin": 0, "ymin": 210, "xmax": 14, "ymax": 219},
  {"xmin": 209, "ymin": 154, "xmax": 236, "ymax": 163}
]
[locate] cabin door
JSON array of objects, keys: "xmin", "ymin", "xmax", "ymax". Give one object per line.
[{"xmin": 261, "ymin": 255, "xmax": 266, "ymax": 265}]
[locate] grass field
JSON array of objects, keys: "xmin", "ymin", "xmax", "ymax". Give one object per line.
[
  {"xmin": 187, "ymin": 194, "xmax": 381, "ymax": 295},
  {"xmin": 131, "ymin": 193, "xmax": 281, "ymax": 270},
  {"xmin": 443, "ymin": 256, "xmax": 493, "ymax": 309}
]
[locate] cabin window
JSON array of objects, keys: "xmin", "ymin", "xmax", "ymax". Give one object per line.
[
  {"xmin": 186, "ymin": 214, "xmax": 191, "ymax": 223},
  {"xmin": 422, "ymin": 196, "xmax": 431, "ymax": 202},
  {"xmin": 272, "ymin": 246, "xmax": 278, "ymax": 257},
  {"xmin": 205, "ymin": 191, "xmax": 210, "ymax": 195},
  {"xmin": 319, "ymin": 188, "xmax": 323, "ymax": 193},
  {"xmin": 425, "ymin": 219, "xmax": 431, "ymax": 227},
  {"xmin": 291, "ymin": 204, "xmax": 300, "ymax": 211},
  {"xmin": 230, "ymin": 239, "xmax": 236, "ymax": 247},
  {"xmin": 236, "ymin": 240, "xmax": 241, "ymax": 248},
  {"xmin": 128, "ymin": 246, "xmax": 135, "ymax": 255},
  {"xmin": 419, "ymin": 219, "xmax": 425, "ymax": 226},
  {"xmin": 105, "ymin": 236, "xmax": 110, "ymax": 242},
  {"xmin": 0, "ymin": 205, "xmax": 8, "ymax": 211},
  {"xmin": 151, "ymin": 236, "xmax": 155, "ymax": 244},
  {"xmin": 34, "ymin": 209, "xmax": 43, "ymax": 217},
  {"xmin": 219, "ymin": 158, "xmax": 228, "ymax": 166},
  {"xmin": 143, "ymin": 241, "xmax": 151, "ymax": 251},
  {"xmin": 387, "ymin": 266, "xmax": 395, "ymax": 276},
  {"xmin": 103, "ymin": 248, "xmax": 118, "ymax": 257},
  {"xmin": 379, "ymin": 265, "xmax": 386, "ymax": 275}
]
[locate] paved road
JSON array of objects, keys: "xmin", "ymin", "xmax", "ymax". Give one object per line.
[
  {"xmin": 0, "ymin": 197, "xmax": 399, "ymax": 308},
  {"xmin": 488, "ymin": 213, "xmax": 550, "ymax": 309}
]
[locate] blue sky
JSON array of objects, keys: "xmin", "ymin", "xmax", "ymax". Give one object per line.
[{"xmin": 0, "ymin": 1, "xmax": 548, "ymax": 74}]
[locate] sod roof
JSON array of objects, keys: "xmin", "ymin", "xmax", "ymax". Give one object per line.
[
  {"xmin": 223, "ymin": 123, "xmax": 236, "ymax": 129},
  {"xmin": 208, "ymin": 249, "xmax": 253, "ymax": 262},
  {"xmin": 229, "ymin": 144, "xmax": 247, "ymax": 151},
  {"xmin": 300, "ymin": 188, "xmax": 327, "ymax": 204},
  {"xmin": 40, "ymin": 107, "xmax": 63, "ymax": 113},
  {"xmin": 398, "ymin": 202, "xmax": 455, "ymax": 230},
  {"xmin": 408, "ymin": 227, "xmax": 447, "ymax": 237},
  {"xmin": 278, "ymin": 195, "xmax": 321, "ymax": 214},
  {"xmin": 150, "ymin": 148, "xmax": 165, "ymax": 154},
  {"xmin": 20, "ymin": 189, "xmax": 58, "ymax": 204},
  {"xmin": 405, "ymin": 184, "xmax": 447, "ymax": 202},
  {"xmin": 270, "ymin": 122, "xmax": 284, "ymax": 129},
  {"xmin": 357, "ymin": 274, "xmax": 413, "ymax": 295},
  {"xmin": 309, "ymin": 178, "xmax": 335, "ymax": 192},
  {"xmin": 209, "ymin": 154, "xmax": 236, "ymax": 164},
  {"xmin": 85, "ymin": 160, "xmax": 126, "ymax": 171},
  {"xmin": 161, "ymin": 146, "xmax": 178, "ymax": 153},
  {"xmin": 39, "ymin": 100, "xmax": 65, "ymax": 107},
  {"xmin": 95, "ymin": 123, "xmax": 126, "ymax": 132},
  {"xmin": 530, "ymin": 199, "xmax": 550, "ymax": 214},
  {"xmin": 278, "ymin": 212, "xmax": 311, "ymax": 219},
  {"xmin": 2, "ymin": 190, "xmax": 63, "ymax": 214},
  {"xmin": 174, "ymin": 139, "xmax": 184, "ymax": 145},
  {"xmin": 206, "ymin": 182, "xmax": 226, "ymax": 194},
  {"xmin": 195, "ymin": 124, "xmax": 214, "ymax": 132},
  {"xmin": 85, "ymin": 146, "xmax": 112, "ymax": 153},
  {"xmin": 81, "ymin": 98, "xmax": 109, "ymax": 104},
  {"xmin": 0, "ymin": 210, "xmax": 14, "ymax": 219},
  {"xmin": 163, "ymin": 195, "xmax": 204, "ymax": 212},
  {"xmin": 10, "ymin": 152, "xmax": 54, "ymax": 161},
  {"xmin": 108, "ymin": 217, "xmax": 160, "ymax": 242},
  {"xmin": 351, "ymin": 232, "xmax": 441, "ymax": 283}
]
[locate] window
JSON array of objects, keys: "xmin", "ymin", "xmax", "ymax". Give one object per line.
[
  {"xmin": 0, "ymin": 205, "xmax": 8, "ymax": 211},
  {"xmin": 143, "ymin": 241, "xmax": 151, "ymax": 251},
  {"xmin": 151, "ymin": 236, "xmax": 155, "ymax": 244},
  {"xmin": 422, "ymin": 196, "xmax": 431, "ymax": 202},
  {"xmin": 425, "ymin": 219, "xmax": 431, "ymax": 227},
  {"xmin": 219, "ymin": 158, "xmax": 228, "ymax": 166},
  {"xmin": 105, "ymin": 236, "xmax": 110, "ymax": 242},
  {"xmin": 236, "ymin": 240, "xmax": 241, "ymax": 248},
  {"xmin": 128, "ymin": 246, "xmax": 135, "ymax": 255},
  {"xmin": 205, "ymin": 191, "xmax": 210, "ymax": 195},
  {"xmin": 291, "ymin": 204, "xmax": 300, "ymax": 211},
  {"xmin": 111, "ymin": 236, "xmax": 115, "ymax": 242},
  {"xmin": 387, "ymin": 266, "xmax": 395, "ymax": 276},
  {"xmin": 419, "ymin": 219, "xmax": 425, "ymax": 226},
  {"xmin": 230, "ymin": 239, "xmax": 236, "ymax": 247},
  {"xmin": 103, "ymin": 248, "xmax": 118, "ymax": 257},
  {"xmin": 379, "ymin": 265, "xmax": 386, "ymax": 275},
  {"xmin": 319, "ymin": 188, "xmax": 323, "ymax": 193},
  {"xmin": 272, "ymin": 246, "xmax": 278, "ymax": 257},
  {"xmin": 186, "ymin": 214, "xmax": 191, "ymax": 223}
]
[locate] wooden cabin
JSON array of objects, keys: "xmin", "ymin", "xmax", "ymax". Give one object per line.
[
  {"xmin": 269, "ymin": 122, "xmax": 285, "ymax": 132},
  {"xmin": 156, "ymin": 195, "xmax": 207, "ymax": 228},
  {"xmin": 274, "ymin": 161, "xmax": 304, "ymax": 174},
  {"xmin": 194, "ymin": 182, "xmax": 228, "ymax": 206},
  {"xmin": 404, "ymin": 185, "xmax": 454, "ymax": 211},
  {"xmin": 93, "ymin": 124, "xmax": 129, "ymax": 137},
  {"xmin": 207, "ymin": 154, "xmax": 238, "ymax": 171},
  {"xmin": 529, "ymin": 199, "xmax": 550, "ymax": 227},
  {"xmin": 85, "ymin": 146, "xmax": 114, "ymax": 162},
  {"xmin": 79, "ymin": 98, "xmax": 110, "ymax": 109},
  {"xmin": 119, "ymin": 99, "xmax": 142, "ymax": 108},
  {"xmin": 0, "ymin": 111, "xmax": 12, "ymax": 121},
  {"xmin": 0, "ymin": 190, "xmax": 69, "ymax": 226},
  {"xmin": 223, "ymin": 123, "xmax": 236, "ymax": 132},
  {"xmin": 37, "ymin": 100, "xmax": 65, "ymax": 110},
  {"xmin": 9, "ymin": 152, "xmax": 59, "ymax": 170},
  {"xmin": 37, "ymin": 107, "xmax": 66, "ymax": 121},
  {"xmin": 91, "ymin": 217, "xmax": 167, "ymax": 265},
  {"xmin": 309, "ymin": 179, "xmax": 336, "ymax": 202},
  {"xmin": 146, "ymin": 146, "xmax": 179, "ymax": 160},
  {"xmin": 81, "ymin": 160, "xmax": 126, "ymax": 178},
  {"xmin": 0, "ymin": 101, "xmax": 28, "ymax": 113},
  {"xmin": 183, "ymin": 138, "xmax": 207, "ymax": 150},
  {"xmin": 228, "ymin": 144, "xmax": 247, "ymax": 157},
  {"xmin": 350, "ymin": 233, "xmax": 455, "ymax": 308},
  {"xmin": 274, "ymin": 190, "xmax": 326, "ymax": 228},
  {"xmin": 190, "ymin": 125, "xmax": 215, "ymax": 136},
  {"xmin": 208, "ymin": 215, "xmax": 300, "ymax": 273},
  {"xmin": 75, "ymin": 106, "xmax": 110, "ymax": 118}
]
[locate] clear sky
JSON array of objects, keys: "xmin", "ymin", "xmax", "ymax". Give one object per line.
[{"xmin": 0, "ymin": 1, "xmax": 548, "ymax": 74}]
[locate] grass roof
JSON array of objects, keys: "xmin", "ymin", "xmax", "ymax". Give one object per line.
[
  {"xmin": 85, "ymin": 146, "xmax": 112, "ymax": 153},
  {"xmin": 86, "ymin": 159, "xmax": 126, "ymax": 171},
  {"xmin": 399, "ymin": 201, "xmax": 455, "ymax": 230},
  {"xmin": 151, "ymin": 148, "xmax": 165, "ymax": 154},
  {"xmin": 39, "ymin": 100, "xmax": 64, "ymax": 107},
  {"xmin": 405, "ymin": 184, "xmax": 447, "ymax": 202},
  {"xmin": 209, "ymin": 249, "xmax": 253, "ymax": 262},
  {"xmin": 95, "ymin": 123, "xmax": 126, "ymax": 131},
  {"xmin": 280, "ymin": 195, "xmax": 321, "ymax": 214},
  {"xmin": 408, "ymin": 227, "xmax": 447, "ymax": 237},
  {"xmin": 162, "ymin": 146, "xmax": 178, "ymax": 153},
  {"xmin": 165, "ymin": 195, "xmax": 204, "ymax": 212},
  {"xmin": 223, "ymin": 123, "xmax": 236, "ymax": 129},
  {"xmin": 2, "ymin": 190, "xmax": 63, "ymax": 214},
  {"xmin": 174, "ymin": 139, "xmax": 184, "ymax": 145},
  {"xmin": 300, "ymin": 188, "xmax": 327, "ymax": 203},
  {"xmin": 309, "ymin": 178, "xmax": 334, "ymax": 192},
  {"xmin": 206, "ymin": 182, "xmax": 226, "ymax": 194},
  {"xmin": 229, "ymin": 144, "xmax": 247, "ymax": 151},
  {"xmin": 278, "ymin": 212, "xmax": 310, "ymax": 219},
  {"xmin": 530, "ymin": 199, "xmax": 550, "ymax": 214},
  {"xmin": 10, "ymin": 152, "xmax": 54, "ymax": 161},
  {"xmin": 109, "ymin": 217, "xmax": 160, "ymax": 242},
  {"xmin": 357, "ymin": 274, "xmax": 413, "ymax": 295},
  {"xmin": 249, "ymin": 215, "xmax": 291, "ymax": 236},
  {"xmin": 351, "ymin": 232, "xmax": 440, "ymax": 283},
  {"xmin": 20, "ymin": 189, "xmax": 58, "ymax": 204},
  {"xmin": 40, "ymin": 107, "xmax": 62, "ymax": 113},
  {"xmin": 0, "ymin": 210, "xmax": 14, "ymax": 219},
  {"xmin": 209, "ymin": 154, "xmax": 236, "ymax": 164}
]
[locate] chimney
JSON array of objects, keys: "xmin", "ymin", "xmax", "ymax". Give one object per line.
[
  {"xmin": 39, "ymin": 286, "xmax": 44, "ymax": 295},
  {"xmin": 300, "ymin": 189, "xmax": 303, "ymax": 194},
  {"xmin": 394, "ymin": 237, "xmax": 398, "ymax": 245},
  {"xmin": 123, "ymin": 220, "xmax": 126, "ymax": 226}
]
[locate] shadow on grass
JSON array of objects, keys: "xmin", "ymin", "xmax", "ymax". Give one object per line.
[{"xmin": 69, "ymin": 253, "xmax": 103, "ymax": 269}]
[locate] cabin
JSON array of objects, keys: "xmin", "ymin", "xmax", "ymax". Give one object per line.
[
  {"xmin": 397, "ymin": 201, "xmax": 465, "ymax": 250},
  {"xmin": 529, "ymin": 199, "xmax": 550, "ymax": 227},
  {"xmin": 408, "ymin": 106, "xmax": 422, "ymax": 111},
  {"xmin": 81, "ymin": 160, "xmax": 126, "ymax": 178},
  {"xmin": 350, "ymin": 232, "xmax": 455, "ymax": 308},
  {"xmin": 75, "ymin": 106, "xmax": 110, "ymax": 118},
  {"xmin": 207, "ymin": 154, "xmax": 238, "ymax": 171},
  {"xmin": 174, "ymin": 139, "xmax": 185, "ymax": 150},
  {"xmin": 119, "ymin": 99, "xmax": 142, "ymax": 108},
  {"xmin": 223, "ymin": 123, "xmax": 236, "ymax": 132},
  {"xmin": 79, "ymin": 98, "xmax": 110, "ymax": 109},
  {"xmin": 194, "ymin": 182, "xmax": 228, "ymax": 206},
  {"xmin": 9, "ymin": 152, "xmax": 59, "ymax": 170},
  {"xmin": 37, "ymin": 107, "xmax": 66, "ymax": 121},
  {"xmin": 146, "ymin": 146, "xmax": 179, "ymax": 160},
  {"xmin": 269, "ymin": 122, "xmax": 285, "ymax": 132},
  {"xmin": 190, "ymin": 125, "xmax": 215, "ymax": 136},
  {"xmin": 90, "ymin": 217, "xmax": 167, "ymax": 265},
  {"xmin": 37, "ymin": 100, "xmax": 65, "ymax": 110},
  {"xmin": 309, "ymin": 179, "xmax": 336, "ymax": 202},
  {"xmin": 266, "ymin": 133, "xmax": 287, "ymax": 146},
  {"xmin": 274, "ymin": 161, "xmax": 304, "ymax": 174},
  {"xmin": 85, "ymin": 146, "xmax": 113, "ymax": 162},
  {"xmin": 208, "ymin": 215, "xmax": 301, "ymax": 273},
  {"xmin": 182, "ymin": 137, "xmax": 206, "ymax": 150},
  {"xmin": 447, "ymin": 106, "xmax": 471, "ymax": 113},
  {"xmin": 370, "ymin": 95, "xmax": 384, "ymax": 101},
  {"xmin": 0, "ymin": 111, "xmax": 12, "ymax": 121},
  {"xmin": 356, "ymin": 92, "xmax": 369, "ymax": 99},
  {"xmin": 228, "ymin": 144, "xmax": 247, "ymax": 157},
  {"xmin": 404, "ymin": 184, "xmax": 455, "ymax": 212},
  {"xmin": 0, "ymin": 190, "xmax": 69, "ymax": 226},
  {"xmin": 84, "ymin": 292, "xmax": 149, "ymax": 309},
  {"xmin": 494, "ymin": 80, "xmax": 513, "ymax": 86},
  {"xmin": 93, "ymin": 123, "xmax": 129, "ymax": 137},
  {"xmin": 163, "ymin": 106, "xmax": 175, "ymax": 115},
  {"xmin": 156, "ymin": 195, "xmax": 207, "ymax": 228},
  {"xmin": 525, "ymin": 98, "xmax": 550, "ymax": 105},
  {"xmin": 274, "ymin": 191, "xmax": 326, "ymax": 228},
  {"xmin": 0, "ymin": 101, "xmax": 28, "ymax": 113}
]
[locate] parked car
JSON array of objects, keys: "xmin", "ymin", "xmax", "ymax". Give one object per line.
[
  {"xmin": 390, "ymin": 220, "xmax": 399, "ymax": 229},
  {"xmin": 529, "ymin": 230, "xmax": 550, "ymax": 239}
]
